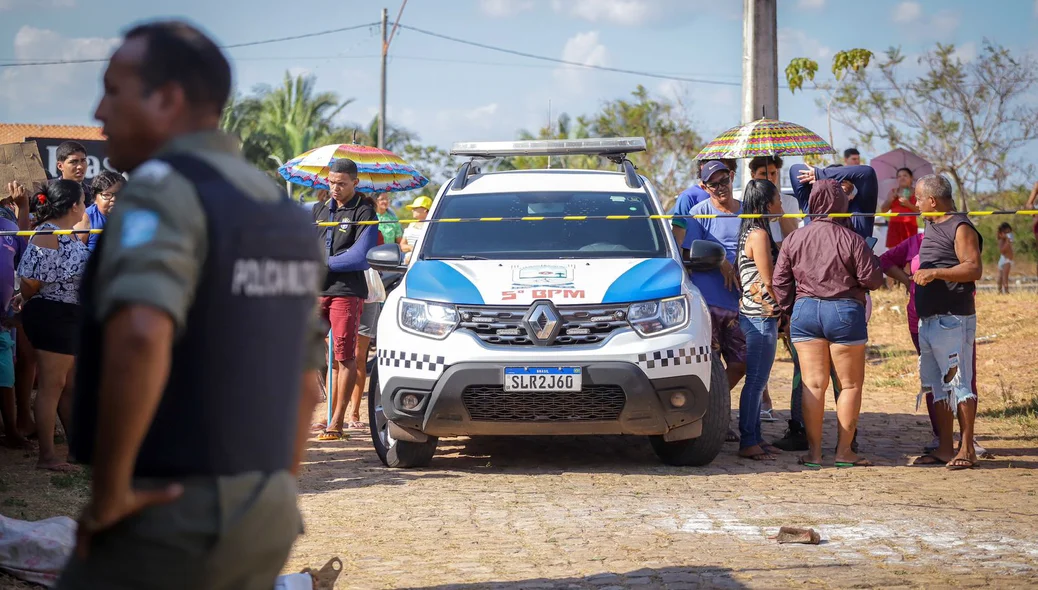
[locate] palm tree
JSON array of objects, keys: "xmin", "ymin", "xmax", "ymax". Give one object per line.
[
  {"xmin": 221, "ymin": 72, "xmax": 355, "ymax": 175},
  {"xmin": 220, "ymin": 90, "xmax": 266, "ymax": 164},
  {"xmin": 254, "ymin": 72, "xmax": 354, "ymax": 165}
]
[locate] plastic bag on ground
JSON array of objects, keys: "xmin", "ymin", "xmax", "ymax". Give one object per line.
[{"xmin": 0, "ymin": 514, "xmax": 76, "ymax": 588}]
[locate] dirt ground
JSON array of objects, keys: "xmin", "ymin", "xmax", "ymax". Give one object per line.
[{"xmin": 1, "ymin": 290, "xmax": 1037, "ymax": 589}]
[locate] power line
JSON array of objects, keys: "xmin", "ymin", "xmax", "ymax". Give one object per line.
[
  {"xmin": 0, "ymin": 22, "xmax": 380, "ymax": 68},
  {"xmin": 395, "ymin": 23, "xmax": 744, "ymax": 88},
  {"xmin": 223, "ymin": 21, "xmax": 379, "ymax": 49}
]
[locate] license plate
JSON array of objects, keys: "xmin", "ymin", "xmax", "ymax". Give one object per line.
[{"xmin": 503, "ymin": 367, "xmax": 582, "ymax": 392}]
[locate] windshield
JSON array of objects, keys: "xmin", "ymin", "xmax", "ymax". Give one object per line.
[{"xmin": 421, "ymin": 191, "xmax": 668, "ymax": 260}]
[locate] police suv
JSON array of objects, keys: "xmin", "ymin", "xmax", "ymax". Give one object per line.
[{"xmin": 365, "ymin": 138, "xmax": 728, "ymax": 468}]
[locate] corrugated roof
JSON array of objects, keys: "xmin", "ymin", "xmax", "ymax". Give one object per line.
[{"xmin": 0, "ymin": 123, "xmax": 105, "ymax": 144}]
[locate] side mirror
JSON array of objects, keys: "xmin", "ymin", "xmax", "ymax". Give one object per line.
[
  {"xmin": 682, "ymin": 239, "xmax": 725, "ymax": 272},
  {"xmin": 366, "ymin": 243, "xmax": 406, "ymax": 272}
]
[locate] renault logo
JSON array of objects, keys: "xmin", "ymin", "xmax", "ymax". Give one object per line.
[{"xmin": 523, "ymin": 300, "xmax": 561, "ymax": 345}]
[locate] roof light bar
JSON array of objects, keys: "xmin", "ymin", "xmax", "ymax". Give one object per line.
[{"xmin": 450, "ymin": 137, "xmax": 647, "ymax": 158}]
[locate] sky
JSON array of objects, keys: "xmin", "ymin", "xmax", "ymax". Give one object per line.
[{"xmin": 2, "ymin": 0, "xmax": 1038, "ymax": 177}]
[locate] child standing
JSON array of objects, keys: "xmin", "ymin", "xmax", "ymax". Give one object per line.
[{"xmin": 997, "ymin": 223, "xmax": 1014, "ymax": 294}]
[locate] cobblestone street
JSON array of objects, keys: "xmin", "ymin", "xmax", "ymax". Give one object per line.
[{"xmin": 288, "ymin": 362, "xmax": 1038, "ymax": 589}]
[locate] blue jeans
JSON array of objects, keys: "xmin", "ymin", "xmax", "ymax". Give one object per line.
[
  {"xmin": 919, "ymin": 314, "xmax": 977, "ymax": 416},
  {"xmin": 790, "ymin": 297, "xmax": 868, "ymax": 346},
  {"xmin": 738, "ymin": 315, "xmax": 778, "ymax": 449}
]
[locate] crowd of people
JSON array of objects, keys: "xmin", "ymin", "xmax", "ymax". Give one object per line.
[
  {"xmin": 672, "ymin": 149, "xmax": 992, "ymax": 470},
  {"xmin": 0, "ymin": 143, "xmax": 121, "ymax": 470}
]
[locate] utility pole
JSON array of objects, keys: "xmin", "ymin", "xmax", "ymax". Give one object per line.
[
  {"xmin": 378, "ymin": 7, "xmax": 388, "ymax": 149},
  {"xmin": 741, "ymin": 0, "xmax": 778, "ymax": 124}
]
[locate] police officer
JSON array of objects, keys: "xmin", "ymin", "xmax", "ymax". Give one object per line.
[{"xmin": 58, "ymin": 20, "xmax": 326, "ymax": 590}]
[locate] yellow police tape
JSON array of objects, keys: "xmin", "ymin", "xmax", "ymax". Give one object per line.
[{"xmin": 2, "ymin": 210, "xmax": 1036, "ymax": 236}]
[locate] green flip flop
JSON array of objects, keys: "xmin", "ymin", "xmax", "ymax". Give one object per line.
[
  {"xmin": 797, "ymin": 456, "xmax": 822, "ymax": 469},
  {"xmin": 835, "ymin": 457, "xmax": 873, "ymax": 468}
]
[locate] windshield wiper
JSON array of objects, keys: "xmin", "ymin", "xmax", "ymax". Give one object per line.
[{"xmin": 426, "ymin": 255, "xmax": 489, "ymax": 260}]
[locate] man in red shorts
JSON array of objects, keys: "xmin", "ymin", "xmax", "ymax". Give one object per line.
[{"xmin": 313, "ymin": 159, "xmax": 378, "ymax": 440}]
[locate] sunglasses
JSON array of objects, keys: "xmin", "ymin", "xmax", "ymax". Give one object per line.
[{"xmin": 705, "ymin": 175, "xmax": 732, "ymax": 190}]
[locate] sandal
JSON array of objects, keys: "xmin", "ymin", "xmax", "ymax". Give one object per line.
[
  {"xmin": 317, "ymin": 430, "xmax": 346, "ymax": 441},
  {"xmin": 740, "ymin": 451, "xmax": 776, "ymax": 461},
  {"xmin": 760, "ymin": 443, "xmax": 783, "ymax": 455},
  {"xmin": 725, "ymin": 429, "xmax": 740, "ymax": 443},
  {"xmin": 797, "ymin": 456, "xmax": 822, "ymax": 469},
  {"xmin": 310, "ymin": 422, "xmax": 328, "ymax": 433},
  {"xmin": 947, "ymin": 457, "xmax": 976, "ymax": 471},
  {"xmin": 835, "ymin": 457, "xmax": 873, "ymax": 468},
  {"xmin": 912, "ymin": 454, "xmax": 947, "ymax": 466}
]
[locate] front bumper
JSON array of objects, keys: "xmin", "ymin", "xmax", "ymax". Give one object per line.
[{"xmin": 381, "ymin": 361, "xmax": 709, "ymax": 438}]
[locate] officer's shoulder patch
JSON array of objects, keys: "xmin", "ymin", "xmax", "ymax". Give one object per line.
[
  {"xmin": 121, "ymin": 210, "xmax": 160, "ymax": 248},
  {"xmin": 130, "ymin": 160, "xmax": 173, "ymax": 185}
]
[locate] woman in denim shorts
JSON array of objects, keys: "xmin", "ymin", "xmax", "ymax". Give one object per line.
[{"xmin": 774, "ymin": 180, "xmax": 885, "ymax": 469}]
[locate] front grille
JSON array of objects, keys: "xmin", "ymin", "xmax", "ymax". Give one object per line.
[
  {"xmin": 461, "ymin": 385, "xmax": 626, "ymax": 422},
  {"xmin": 457, "ymin": 304, "xmax": 629, "ymax": 346}
]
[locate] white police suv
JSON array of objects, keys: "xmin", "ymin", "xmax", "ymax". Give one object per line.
[{"xmin": 365, "ymin": 138, "xmax": 728, "ymax": 468}]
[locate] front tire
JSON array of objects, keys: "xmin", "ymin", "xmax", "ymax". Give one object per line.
[
  {"xmin": 368, "ymin": 364, "xmax": 438, "ymax": 468},
  {"xmin": 649, "ymin": 354, "xmax": 730, "ymax": 467}
]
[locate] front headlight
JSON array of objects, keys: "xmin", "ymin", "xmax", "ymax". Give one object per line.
[
  {"xmin": 399, "ymin": 298, "xmax": 459, "ymax": 339},
  {"xmin": 628, "ymin": 295, "xmax": 689, "ymax": 337}
]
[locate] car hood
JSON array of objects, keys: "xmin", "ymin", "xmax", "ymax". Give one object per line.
[{"xmin": 404, "ymin": 258, "xmax": 685, "ymax": 306}]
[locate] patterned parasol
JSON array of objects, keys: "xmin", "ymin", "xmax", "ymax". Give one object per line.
[
  {"xmin": 278, "ymin": 143, "xmax": 429, "ymax": 193},
  {"xmin": 694, "ymin": 118, "xmax": 836, "ymax": 160}
]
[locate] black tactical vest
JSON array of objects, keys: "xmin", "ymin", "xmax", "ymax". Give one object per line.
[{"xmin": 72, "ymin": 154, "xmax": 322, "ymax": 477}]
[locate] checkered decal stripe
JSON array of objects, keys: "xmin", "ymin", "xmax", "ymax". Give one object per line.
[
  {"xmin": 637, "ymin": 346, "xmax": 711, "ymax": 370},
  {"xmin": 377, "ymin": 350, "xmax": 446, "ymax": 372}
]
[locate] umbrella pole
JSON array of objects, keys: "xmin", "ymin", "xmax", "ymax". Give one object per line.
[{"xmin": 327, "ymin": 328, "xmax": 334, "ymax": 427}]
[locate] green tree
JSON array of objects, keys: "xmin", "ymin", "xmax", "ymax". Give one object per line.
[
  {"xmin": 787, "ymin": 41, "xmax": 1038, "ymax": 210},
  {"xmin": 254, "ymin": 72, "xmax": 353, "ymax": 167},
  {"xmin": 786, "ymin": 48, "xmax": 873, "ymax": 162},
  {"xmin": 503, "ymin": 87, "xmax": 702, "ymax": 210},
  {"xmin": 220, "ymin": 72, "xmax": 354, "ymax": 177},
  {"xmin": 587, "ymin": 85, "xmax": 703, "ymax": 210}
]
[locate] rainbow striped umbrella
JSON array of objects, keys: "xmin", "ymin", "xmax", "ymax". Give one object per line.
[
  {"xmin": 278, "ymin": 143, "xmax": 429, "ymax": 193},
  {"xmin": 694, "ymin": 118, "xmax": 836, "ymax": 160}
]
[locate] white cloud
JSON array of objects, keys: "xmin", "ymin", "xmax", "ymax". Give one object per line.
[
  {"xmin": 466, "ymin": 103, "xmax": 499, "ymax": 122},
  {"xmin": 778, "ymin": 28, "xmax": 831, "ymax": 64},
  {"xmin": 931, "ymin": 11, "xmax": 961, "ymax": 38},
  {"xmin": 890, "ymin": 3, "xmax": 961, "ymax": 40},
  {"xmin": 951, "ymin": 41, "xmax": 977, "ymax": 63},
  {"xmin": 797, "ymin": 0, "xmax": 826, "ymax": 9},
  {"xmin": 549, "ymin": 0, "xmax": 722, "ymax": 26},
  {"xmin": 553, "ymin": 0, "xmax": 655, "ymax": 25},
  {"xmin": 0, "ymin": 0, "xmax": 74, "ymax": 10},
  {"xmin": 0, "ymin": 27, "xmax": 118, "ymax": 120},
  {"xmin": 477, "ymin": 0, "xmax": 534, "ymax": 18},
  {"xmin": 553, "ymin": 31, "xmax": 608, "ymax": 93},
  {"xmin": 892, "ymin": 1, "xmax": 922, "ymax": 23}
]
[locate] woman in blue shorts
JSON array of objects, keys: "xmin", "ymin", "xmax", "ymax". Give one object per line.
[{"xmin": 773, "ymin": 180, "xmax": 884, "ymax": 469}]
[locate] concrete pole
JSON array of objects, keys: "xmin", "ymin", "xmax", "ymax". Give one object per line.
[
  {"xmin": 378, "ymin": 7, "xmax": 388, "ymax": 149},
  {"xmin": 741, "ymin": 0, "xmax": 778, "ymax": 124}
]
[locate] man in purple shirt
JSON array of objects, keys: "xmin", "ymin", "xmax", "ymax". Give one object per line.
[{"xmin": 0, "ymin": 216, "xmax": 28, "ymax": 448}]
